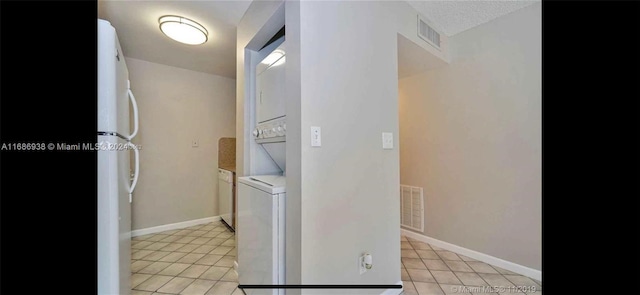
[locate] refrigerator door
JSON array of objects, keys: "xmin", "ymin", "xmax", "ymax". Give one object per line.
[
  {"xmin": 98, "ymin": 19, "xmax": 130, "ymax": 138},
  {"xmin": 98, "ymin": 135, "xmax": 131, "ymax": 295}
]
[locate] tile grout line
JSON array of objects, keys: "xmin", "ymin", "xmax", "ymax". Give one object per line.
[
  {"xmin": 402, "ymin": 235, "xmax": 540, "ymax": 294},
  {"xmin": 132, "ymin": 254, "xmax": 236, "ymax": 275},
  {"xmin": 131, "ymin": 221, "xmax": 237, "ymax": 294},
  {"xmin": 134, "ymin": 234, "xmax": 235, "ymax": 253},
  {"xmin": 450, "ymin": 266, "xmax": 493, "ymax": 291},
  {"xmin": 423, "ymin": 262, "xmax": 447, "ymax": 294},
  {"xmin": 403, "ymin": 250, "xmax": 449, "ymax": 294},
  {"xmin": 132, "ymin": 254, "xmax": 236, "ymax": 272},
  {"xmin": 135, "ymin": 246, "xmax": 234, "ymax": 263}
]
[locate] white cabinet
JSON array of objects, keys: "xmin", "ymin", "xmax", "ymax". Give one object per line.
[{"xmin": 256, "ymin": 41, "xmax": 286, "ymax": 124}]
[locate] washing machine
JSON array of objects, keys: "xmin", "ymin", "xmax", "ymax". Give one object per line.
[{"xmin": 237, "ymin": 175, "xmax": 286, "ymax": 295}]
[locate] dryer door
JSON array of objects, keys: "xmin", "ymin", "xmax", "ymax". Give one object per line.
[{"xmin": 256, "ymin": 42, "xmax": 286, "ymax": 124}]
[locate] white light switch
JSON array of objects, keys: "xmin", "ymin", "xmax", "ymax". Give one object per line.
[
  {"xmin": 192, "ymin": 139, "xmax": 199, "ymax": 147},
  {"xmin": 311, "ymin": 126, "xmax": 321, "ymax": 147},
  {"xmin": 382, "ymin": 132, "xmax": 393, "ymax": 149}
]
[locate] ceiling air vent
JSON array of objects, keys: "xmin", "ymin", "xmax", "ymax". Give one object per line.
[{"xmin": 417, "ymin": 15, "xmax": 441, "ymax": 50}]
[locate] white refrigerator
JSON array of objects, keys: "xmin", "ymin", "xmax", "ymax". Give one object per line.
[{"xmin": 98, "ymin": 19, "xmax": 140, "ymax": 295}]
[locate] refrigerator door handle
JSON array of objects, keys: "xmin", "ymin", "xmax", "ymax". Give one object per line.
[
  {"xmin": 127, "ymin": 87, "xmax": 139, "ymax": 141},
  {"xmin": 128, "ymin": 142, "xmax": 140, "ymax": 203}
]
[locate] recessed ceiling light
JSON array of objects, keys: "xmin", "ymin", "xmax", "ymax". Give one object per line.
[
  {"xmin": 158, "ymin": 15, "xmax": 208, "ymax": 45},
  {"xmin": 261, "ymin": 50, "xmax": 285, "ymax": 66}
]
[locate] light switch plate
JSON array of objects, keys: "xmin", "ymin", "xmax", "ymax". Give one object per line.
[
  {"xmin": 382, "ymin": 132, "xmax": 393, "ymax": 149},
  {"xmin": 192, "ymin": 139, "xmax": 199, "ymax": 147},
  {"xmin": 311, "ymin": 126, "xmax": 321, "ymax": 147}
]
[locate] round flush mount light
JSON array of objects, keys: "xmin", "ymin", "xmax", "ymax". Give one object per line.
[
  {"xmin": 158, "ymin": 15, "xmax": 208, "ymax": 45},
  {"xmin": 261, "ymin": 50, "xmax": 285, "ymax": 66}
]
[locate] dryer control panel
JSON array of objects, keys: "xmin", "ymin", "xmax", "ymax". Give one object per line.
[{"xmin": 254, "ymin": 117, "xmax": 286, "ymax": 143}]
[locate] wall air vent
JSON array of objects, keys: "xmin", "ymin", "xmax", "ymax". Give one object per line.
[
  {"xmin": 400, "ymin": 185, "xmax": 424, "ymax": 232},
  {"xmin": 417, "ymin": 15, "xmax": 441, "ymax": 50}
]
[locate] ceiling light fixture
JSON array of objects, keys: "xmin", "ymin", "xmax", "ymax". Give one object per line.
[
  {"xmin": 261, "ymin": 50, "xmax": 285, "ymax": 66},
  {"xmin": 158, "ymin": 15, "xmax": 208, "ymax": 45}
]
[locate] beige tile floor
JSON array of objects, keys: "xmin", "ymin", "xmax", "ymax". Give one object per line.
[
  {"xmin": 130, "ymin": 221, "xmax": 241, "ymax": 295},
  {"xmin": 131, "ymin": 222, "xmax": 541, "ymax": 295},
  {"xmin": 400, "ymin": 236, "xmax": 541, "ymax": 295}
]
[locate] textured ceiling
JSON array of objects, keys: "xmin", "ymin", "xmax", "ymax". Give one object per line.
[
  {"xmin": 406, "ymin": 0, "xmax": 539, "ymax": 36},
  {"xmin": 98, "ymin": 0, "xmax": 252, "ymax": 78}
]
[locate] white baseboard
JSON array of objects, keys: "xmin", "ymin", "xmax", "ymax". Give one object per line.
[
  {"xmin": 380, "ymin": 281, "xmax": 403, "ymax": 295},
  {"xmin": 401, "ymin": 229, "xmax": 541, "ymax": 281},
  {"xmin": 131, "ymin": 216, "xmax": 221, "ymax": 237}
]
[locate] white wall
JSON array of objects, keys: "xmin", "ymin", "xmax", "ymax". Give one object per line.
[
  {"xmin": 126, "ymin": 57, "xmax": 236, "ymax": 230},
  {"xmin": 235, "ymin": 1, "xmax": 449, "ymax": 292},
  {"xmin": 295, "ymin": 1, "xmax": 402, "ymax": 291},
  {"xmin": 284, "ymin": 0, "xmax": 302, "ymax": 288},
  {"xmin": 399, "ymin": 3, "xmax": 541, "ymax": 270}
]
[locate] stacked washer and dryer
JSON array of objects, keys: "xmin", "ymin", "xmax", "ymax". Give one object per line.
[{"xmin": 237, "ymin": 35, "xmax": 287, "ymax": 295}]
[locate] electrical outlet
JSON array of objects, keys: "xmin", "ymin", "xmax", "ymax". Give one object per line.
[{"xmin": 192, "ymin": 139, "xmax": 199, "ymax": 147}]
